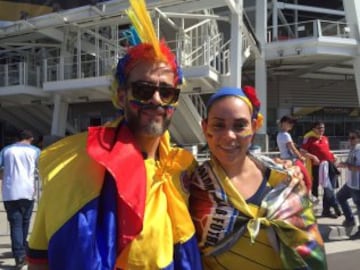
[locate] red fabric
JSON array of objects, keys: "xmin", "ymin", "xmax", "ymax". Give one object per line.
[
  {"xmin": 26, "ymin": 257, "xmax": 48, "ymax": 265},
  {"xmin": 294, "ymin": 159, "xmax": 312, "ymax": 192},
  {"xmin": 86, "ymin": 124, "xmax": 146, "ymax": 252},
  {"xmin": 301, "ymin": 136, "xmax": 335, "ymax": 162}
]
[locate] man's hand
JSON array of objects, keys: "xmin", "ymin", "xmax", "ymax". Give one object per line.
[
  {"xmin": 306, "ymin": 153, "xmax": 320, "ymax": 165},
  {"xmin": 273, "ymin": 157, "xmax": 293, "ymax": 169},
  {"xmin": 337, "ymin": 162, "xmax": 348, "ymax": 168}
]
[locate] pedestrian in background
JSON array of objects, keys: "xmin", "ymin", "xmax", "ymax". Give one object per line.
[
  {"xmin": 302, "ymin": 121, "xmax": 342, "ymax": 218},
  {"xmin": 276, "ymin": 115, "xmax": 316, "ymax": 193},
  {"xmin": 277, "ymin": 115, "xmax": 305, "ymax": 161},
  {"xmin": 0, "ymin": 129, "xmax": 40, "ymax": 269},
  {"xmin": 336, "ymin": 130, "xmax": 360, "ymax": 239}
]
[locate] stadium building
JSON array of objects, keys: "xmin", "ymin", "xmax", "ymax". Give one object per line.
[{"xmin": 0, "ymin": 0, "xmax": 359, "ymax": 152}]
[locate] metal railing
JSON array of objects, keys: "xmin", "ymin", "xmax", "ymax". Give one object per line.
[
  {"xmin": 267, "ymin": 19, "xmax": 351, "ymax": 43},
  {"xmin": 188, "ymin": 93, "xmax": 207, "ymax": 120},
  {"xmin": 43, "ymin": 51, "xmax": 116, "ymax": 82},
  {"xmin": 0, "ymin": 62, "xmax": 41, "ymax": 87}
]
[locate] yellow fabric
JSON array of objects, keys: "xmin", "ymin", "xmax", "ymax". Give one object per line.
[
  {"xmin": 203, "ymin": 229, "xmax": 283, "ymax": 270},
  {"xmin": 116, "ymin": 159, "xmax": 173, "ymax": 269},
  {"xmin": 304, "ymin": 130, "xmax": 319, "ymax": 139},
  {"xmin": 305, "ymin": 157, "xmax": 313, "ymax": 182},
  {"xmin": 201, "ymin": 159, "xmax": 284, "ymax": 269},
  {"xmin": 116, "ymin": 131, "xmax": 197, "ymax": 269},
  {"xmin": 303, "ymin": 130, "xmax": 316, "ymax": 178},
  {"xmin": 0, "ymin": 1, "xmax": 52, "ymax": 21},
  {"xmin": 127, "ymin": 0, "xmax": 164, "ymax": 61},
  {"xmin": 29, "ymin": 132, "xmax": 105, "ymax": 250}
]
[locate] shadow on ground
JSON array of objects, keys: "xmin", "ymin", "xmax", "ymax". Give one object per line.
[
  {"xmin": 0, "ymin": 247, "xmax": 15, "ymax": 270},
  {"xmin": 318, "ymin": 221, "xmax": 359, "ymax": 242}
]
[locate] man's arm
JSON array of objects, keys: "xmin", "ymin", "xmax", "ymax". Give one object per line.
[
  {"xmin": 300, "ymin": 138, "xmax": 320, "ymax": 165},
  {"xmin": 300, "ymin": 150, "xmax": 320, "ymax": 165},
  {"xmin": 286, "ymin": 141, "xmax": 305, "ymax": 161}
]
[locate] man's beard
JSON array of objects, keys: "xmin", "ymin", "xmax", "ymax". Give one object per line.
[{"xmin": 125, "ymin": 102, "xmax": 172, "ymax": 137}]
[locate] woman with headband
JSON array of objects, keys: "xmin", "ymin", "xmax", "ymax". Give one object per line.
[{"xmin": 189, "ymin": 86, "xmax": 327, "ymax": 269}]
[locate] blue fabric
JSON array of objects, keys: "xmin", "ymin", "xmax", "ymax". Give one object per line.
[
  {"xmin": 48, "ymin": 173, "xmax": 117, "ymax": 270},
  {"xmin": 206, "ymin": 87, "xmax": 246, "ymax": 108},
  {"xmin": 4, "ymin": 199, "xmax": 34, "ymax": 259},
  {"xmin": 173, "ymin": 235, "xmax": 203, "ymax": 270},
  {"xmin": 322, "ymin": 187, "xmax": 339, "ymax": 211}
]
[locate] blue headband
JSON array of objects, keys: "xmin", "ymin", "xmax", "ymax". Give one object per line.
[
  {"xmin": 206, "ymin": 86, "xmax": 263, "ymax": 129},
  {"xmin": 206, "ymin": 87, "xmax": 247, "ymax": 108}
]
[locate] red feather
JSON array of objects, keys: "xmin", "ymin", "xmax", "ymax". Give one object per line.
[{"xmin": 243, "ymin": 85, "xmax": 260, "ymax": 109}]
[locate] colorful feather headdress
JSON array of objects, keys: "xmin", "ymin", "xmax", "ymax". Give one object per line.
[{"xmin": 115, "ymin": 0, "xmax": 183, "ymax": 88}]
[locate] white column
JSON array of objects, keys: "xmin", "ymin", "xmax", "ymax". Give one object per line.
[
  {"xmin": 61, "ymin": 27, "xmax": 73, "ymax": 80},
  {"xmin": 51, "ymin": 94, "xmax": 69, "ymax": 137},
  {"xmin": 343, "ymin": 0, "xmax": 360, "ymax": 104},
  {"xmin": 255, "ymin": 0, "xmax": 268, "ymax": 150},
  {"xmin": 272, "ymin": 0, "xmax": 278, "ymax": 41},
  {"xmin": 77, "ymin": 28, "xmax": 82, "ymax": 78},
  {"xmin": 229, "ymin": 0, "xmax": 243, "ymax": 87}
]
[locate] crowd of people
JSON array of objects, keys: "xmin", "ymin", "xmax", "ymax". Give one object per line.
[{"xmin": 0, "ymin": 0, "xmax": 359, "ymax": 269}]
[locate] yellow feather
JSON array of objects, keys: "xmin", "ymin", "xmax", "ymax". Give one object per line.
[
  {"xmin": 130, "ymin": 0, "xmax": 151, "ymax": 41},
  {"xmin": 127, "ymin": 0, "xmax": 164, "ymax": 60}
]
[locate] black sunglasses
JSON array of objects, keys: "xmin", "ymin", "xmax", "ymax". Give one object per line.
[
  {"xmin": 130, "ymin": 81, "xmax": 180, "ymax": 105},
  {"xmin": 349, "ymin": 136, "xmax": 357, "ymax": 140}
]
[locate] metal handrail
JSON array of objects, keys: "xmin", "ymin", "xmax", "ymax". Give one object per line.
[
  {"xmin": 188, "ymin": 93, "xmax": 207, "ymax": 119},
  {"xmin": 267, "ymin": 19, "xmax": 351, "ymax": 42}
]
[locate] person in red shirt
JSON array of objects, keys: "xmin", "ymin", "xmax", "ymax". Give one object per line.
[{"xmin": 302, "ymin": 121, "xmax": 342, "ymax": 218}]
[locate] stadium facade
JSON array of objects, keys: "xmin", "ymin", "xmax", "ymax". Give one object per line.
[{"xmin": 0, "ymin": 0, "xmax": 359, "ymax": 151}]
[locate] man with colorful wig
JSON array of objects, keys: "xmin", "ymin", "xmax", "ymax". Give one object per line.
[{"xmin": 26, "ymin": 1, "xmax": 202, "ymax": 269}]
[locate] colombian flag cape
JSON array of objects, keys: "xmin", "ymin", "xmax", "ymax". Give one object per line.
[{"xmin": 27, "ymin": 121, "xmax": 202, "ymax": 270}]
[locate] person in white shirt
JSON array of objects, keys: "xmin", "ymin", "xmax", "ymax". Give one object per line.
[
  {"xmin": 337, "ymin": 130, "xmax": 360, "ymax": 238},
  {"xmin": 276, "ymin": 115, "xmax": 305, "ymax": 161},
  {"xmin": 276, "ymin": 115, "xmax": 319, "ymax": 195},
  {"xmin": 0, "ymin": 130, "xmax": 41, "ymax": 269}
]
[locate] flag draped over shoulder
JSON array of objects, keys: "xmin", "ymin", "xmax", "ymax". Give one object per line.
[
  {"xmin": 27, "ymin": 122, "xmax": 146, "ymax": 269},
  {"xmin": 190, "ymin": 154, "xmax": 327, "ymax": 270},
  {"xmin": 28, "ymin": 120, "xmax": 202, "ymax": 270}
]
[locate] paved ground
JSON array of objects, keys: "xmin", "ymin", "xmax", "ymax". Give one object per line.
[
  {"xmin": 0, "ymin": 200, "xmax": 359, "ymax": 269},
  {"xmin": 327, "ymin": 249, "xmax": 360, "ymax": 270}
]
